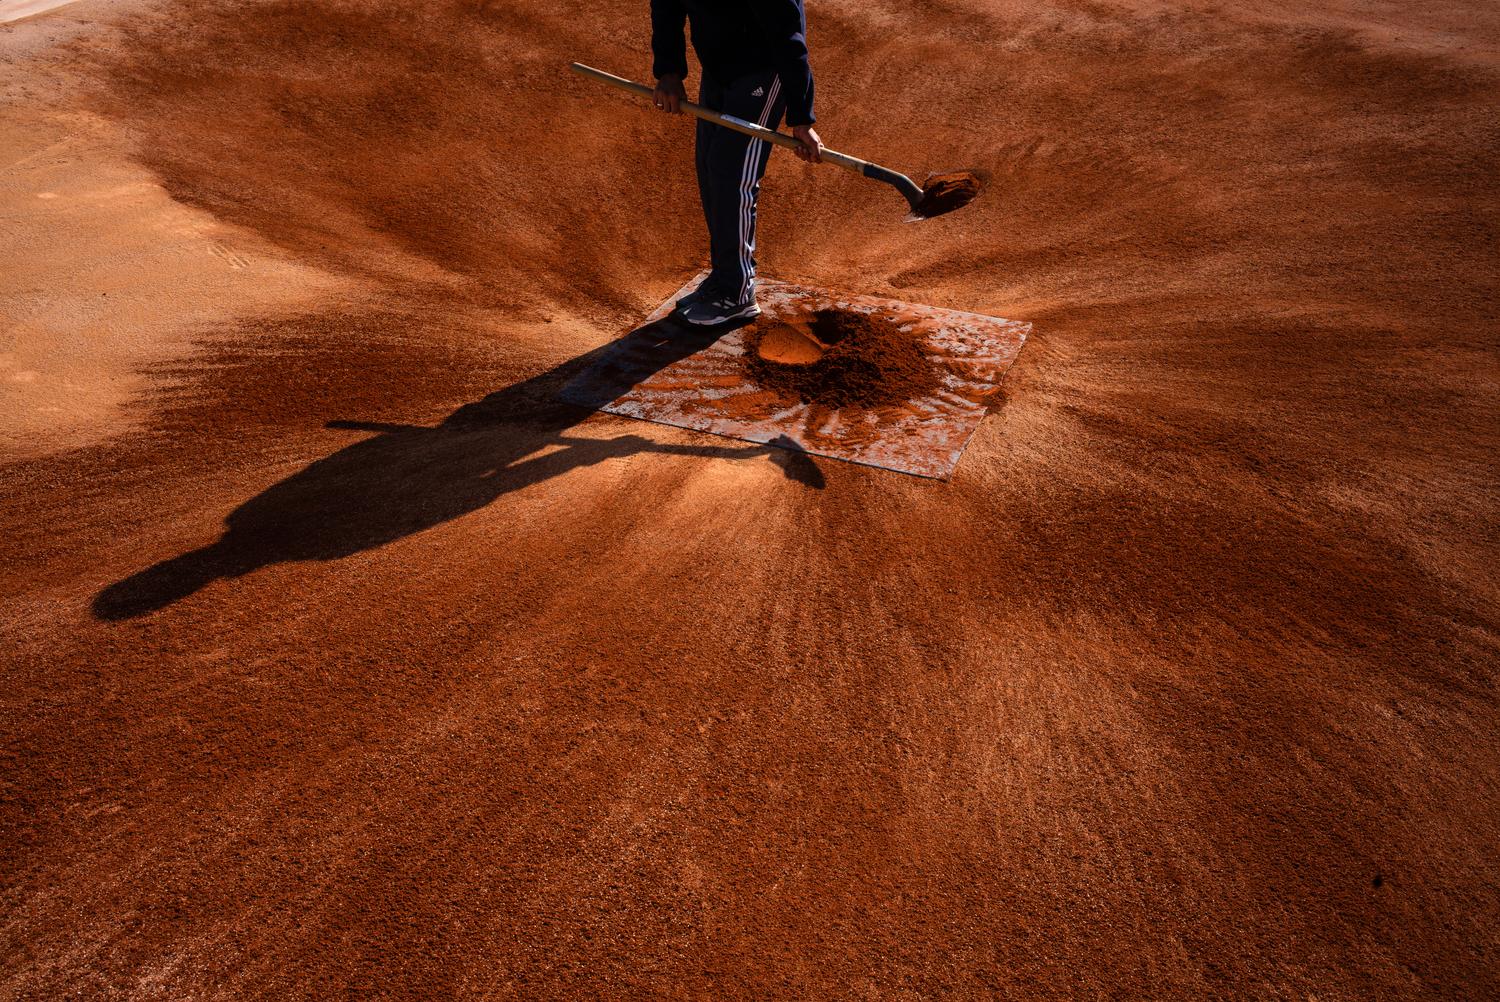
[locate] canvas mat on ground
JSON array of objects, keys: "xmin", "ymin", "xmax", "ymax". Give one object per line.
[{"xmin": 562, "ymin": 272, "xmax": 1030, "ymax": 479}]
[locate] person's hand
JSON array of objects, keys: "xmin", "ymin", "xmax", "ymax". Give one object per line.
[
  {"xmin": 653, "ymin": 74, "xmax": 686, "ymax": 114},
  {"xmin": 791, "ymin": 125, "xmax": 822, "ymax": 163}
]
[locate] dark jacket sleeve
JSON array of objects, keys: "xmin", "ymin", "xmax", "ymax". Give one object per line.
[
  {"xmin": 650, "ymin": 0, "xmax": 690, "ymax": 80},
  {"xmin": 750, "ymin": 0, "xmax": 816, "ymax": 125}
]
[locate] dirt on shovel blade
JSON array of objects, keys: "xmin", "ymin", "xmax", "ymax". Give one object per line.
[{"xmin": 912, "ymin": 171, "xmax": 982, "ymax": 218}]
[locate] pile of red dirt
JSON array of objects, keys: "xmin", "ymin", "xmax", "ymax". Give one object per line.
[{"xmin": 745, "ymin": 309, "xmax": 941, "ymax": 409}]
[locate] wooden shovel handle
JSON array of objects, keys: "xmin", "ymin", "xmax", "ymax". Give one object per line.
[{"xmin": 569, "ymin": 62, "xmax": 869, "ymax": 175}]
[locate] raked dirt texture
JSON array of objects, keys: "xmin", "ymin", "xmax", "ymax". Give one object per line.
[{"xmin": 2, "ymin": 0, "xmax": 1498, "ymax": 997}]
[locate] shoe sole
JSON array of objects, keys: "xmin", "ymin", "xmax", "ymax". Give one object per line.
[{"xmin": 682, "ymin": 302, "xmax": 761, "ymax": 327}]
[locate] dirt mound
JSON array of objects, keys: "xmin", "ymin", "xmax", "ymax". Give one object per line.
[{"xmin": 746, "ymin": 309, "xmax": 940, "ymax": 409}]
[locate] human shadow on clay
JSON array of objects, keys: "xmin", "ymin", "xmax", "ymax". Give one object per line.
[{"xmin": 94, "ymin": 318, "xmax": 824, "ymax": 621}]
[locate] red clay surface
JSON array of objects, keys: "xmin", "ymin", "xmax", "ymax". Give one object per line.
[{"xmin": 3, "ymin": 0, "xmax": 1499, "ymax": 997}]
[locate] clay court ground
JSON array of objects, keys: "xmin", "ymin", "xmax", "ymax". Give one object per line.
[{"xmin": 3, "ymin": 0, "xmax": 1498, "ymax": 997}]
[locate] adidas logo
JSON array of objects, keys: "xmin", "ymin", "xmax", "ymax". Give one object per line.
[{"xmin": 751, "ymin": 87, "xmax": 765, "ymax": 97}]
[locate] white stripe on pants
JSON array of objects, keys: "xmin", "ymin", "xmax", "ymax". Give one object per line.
[{"xmin": 735, "ymin": 75, "xmax": 781, "ymax": 303}]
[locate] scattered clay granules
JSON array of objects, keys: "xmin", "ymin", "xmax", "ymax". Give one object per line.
[{"xmin": 745, "ymin": 309, "xmax": 941, "ymax": 410}]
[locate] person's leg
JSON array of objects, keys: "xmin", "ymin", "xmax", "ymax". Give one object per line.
[
  {"xmin": 700, "ymin": 68, "xmax": 787, "ymax": 305},
  {"xmin": 686, "ymin": 74, "xmax": 728, "ymax": 304},
  {"xmin": 694, "ymin": 76, "xmax": 724, "ymax": 264}
]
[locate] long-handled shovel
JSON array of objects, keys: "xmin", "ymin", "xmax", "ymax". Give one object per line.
[{"xmin": 570, "ymin": 62, "xmax": 980, "ymax": 221}]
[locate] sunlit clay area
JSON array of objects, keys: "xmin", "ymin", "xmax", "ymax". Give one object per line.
[{"xmin": 3, "ymin": 0, "xmax": 1498, "ymax": 996}]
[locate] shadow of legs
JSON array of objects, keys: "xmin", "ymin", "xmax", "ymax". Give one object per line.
[
  {"xmin": 93, "ymin": 544, "xmax": 246, "ymax": 621},
  {"xmin": 92, "ymin": 316, "xmax": 820, "ymax": 620}
]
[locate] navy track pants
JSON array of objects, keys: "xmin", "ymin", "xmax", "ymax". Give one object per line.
[{"xmin": 695, "ymin": 68, "xmax": 787, "ymax": 304}]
